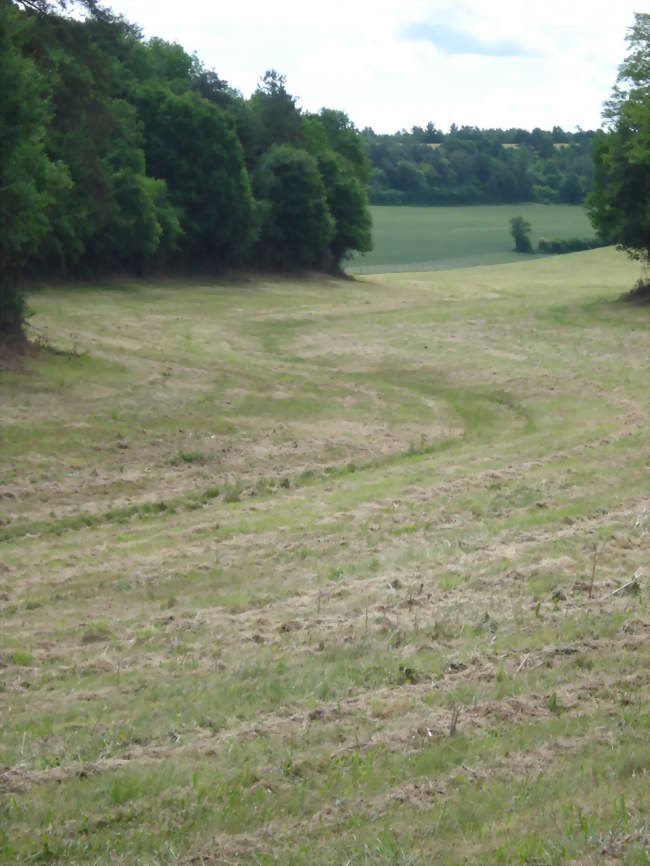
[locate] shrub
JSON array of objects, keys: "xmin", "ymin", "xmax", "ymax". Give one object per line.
[
  {"xmin": 537, "ymin": 237, "xmax": 608, "ymax": 254},
  {"xmin": 510, "ymin": 216, "xmax": 533, "ymax": 253}
]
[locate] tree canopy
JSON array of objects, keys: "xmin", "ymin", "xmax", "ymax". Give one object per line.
[
  {"xmin": 1, "ymin": 1, "xmax": 373, "ymax": 333},
  {"xmin": 0, "ymin": 3, "xmax": 64, "ymax": 331},
  {"xmin": 254, "ymin": 145, "xmax": 334, "ymax": 270},
  {"xmin": 361, "ymin": 125, "xmax": 597, "ymax": 207},
  {"xmin": 587, "ymin": 13, "xmax": 650, "ymax": 265},
  {"xmin": 509, "ymin": 216, "xmax": 533, "ymax": 253}
]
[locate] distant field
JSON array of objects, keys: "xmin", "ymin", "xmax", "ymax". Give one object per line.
[
  {"xmin": 348, "ymin": 204, "xmax": 595, "ymax": 273},
  {"xmin": 1, "ymin": 250, "xmax": 648, "ymax": 864}
]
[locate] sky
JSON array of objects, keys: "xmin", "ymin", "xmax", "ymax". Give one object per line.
[{"xmin": 104, "ymin": 0, "xmax": 640, "ymax": 133}]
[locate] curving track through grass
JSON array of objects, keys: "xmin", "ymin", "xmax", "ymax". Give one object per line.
[{"xmin": 1, "ymin": 249, "xmax": 648, "ymax": 864}]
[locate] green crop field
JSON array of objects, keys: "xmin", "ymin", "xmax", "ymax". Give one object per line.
[
  {"xmin": 348, "ymin": 204, "xmax": 594, "ymax": 273},
  {"xmin": 1, "ymin": 249, "xmax": 649, "ymax": 865}
]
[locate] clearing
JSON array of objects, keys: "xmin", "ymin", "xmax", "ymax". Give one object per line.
[
  {"xmin": 349, "ymin": 203, "xmax": 594, "ymax": 273},
  {"xmin": 0, "ymin": 248, "xmax": 648, "ymax": 864}
]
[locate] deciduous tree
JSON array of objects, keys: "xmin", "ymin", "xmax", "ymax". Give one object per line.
[
  {"xmin": 254, "ymin": 145, "xmax": 334, "ymax": 269},
  {"xmin": 0, "ymin": 3, "xmax": 64, "ymax": 331},
  {"xmin": 510, "ymin": 216, "xmax": 533, "ymax": 253},
  {"xmin": 588, "ymin": 13, "xmax": 650, "ymax": 265},
  {"xmin": 135, "ymin": 84, "xmax": 254, "ymax": 266},
  {"xmin": 316, "ymin": 150, "xmax": 372, "ymax": 271}
]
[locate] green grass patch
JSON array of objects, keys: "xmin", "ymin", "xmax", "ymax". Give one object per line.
[
  {"xmin": 349, "ymin": 204, "xmax": 595, "ymax": 273},
  {"xmin": 1, "ymin": 248, "xmax": 647, "ymax": 864}
]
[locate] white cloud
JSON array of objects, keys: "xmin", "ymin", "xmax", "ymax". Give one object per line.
[{"xmin": 106, "ymin": 0, "xmax": 639, "ymax": 131}]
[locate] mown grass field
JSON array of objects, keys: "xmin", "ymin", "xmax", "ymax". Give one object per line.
[
  {"xmin": 1, "ymin": 249, "xmax": 649, "ymax": 865},
  {"xmin": 348, "ymin": 204, "xmax": 594, "ymax": 273}
]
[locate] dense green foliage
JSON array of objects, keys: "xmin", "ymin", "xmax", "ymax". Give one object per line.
[
  {"xmin": 1, "ymin": 1, "xmax": 372, "ymax": 332},
  {"xmin": 510, "ymin": 216, "xmax": 533, "ymax": 253},
  {"xmin": 134, "ymin": 83, "xmax": 252, "ymax": 266},
  {"xmin": 0, "ymin": 4, "xmax": 63, "ymax": 331},
  {"xmin": 362, "ymin": 124, "xmax": 596, "ymax": 206},
  {"xmin": 588, "ymin": 13, "xmax": 650, "ymax": 265},
  {"xmin": 315, "ymin": 150, "xmax": 372, "ymax": 269},
  {"xmin": 254, "ymin": 145, "xmax": 334, "ymax": 269},
  {"xmin": 537, "ymin": 237, "xmax": 608, "ymax": 254}
]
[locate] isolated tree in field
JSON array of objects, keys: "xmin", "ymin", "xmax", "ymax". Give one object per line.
[
  {"xmin": 588, "ymin": 13, "xmax": 650, "ymax": 265},
  {"xmin": 510, "ymin": 216, "xmax": 533, "ymax": 253}
]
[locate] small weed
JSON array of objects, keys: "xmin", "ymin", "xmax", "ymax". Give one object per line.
[
  {"xmin": 407, "ymin": 435, "xmax": 428, "ymax": 456},
  {"xmin": 574, "ymin": 653, "xmax": 594, "ymax": 670},
  {"xmin": 24, "ymin": 599, "xmax": 42, "ymax": 611},
  {"xmin": 449, "ymin": 704, "xmax": 461, "ymax": 736},
  {"xmin": 255, "ymin": 477, "xmax": 271, "ymax": 495},
  {"xmin": 110, "ymin": 774, "xmax": 139, "ymax": 805},
  {"xmin": 82, "ymin": 621, "xmax": 110, "ymax": 644},
  {"xmin": 548, "ymin": 692, "xmax": 562, "ymax": 714},
  {"xmin": 431, "ymin": 619, "xmax": 455, "ymax": 641},
  {"xmin": 439, "ymin": 573, "xmax": 465, "ymax": 591},
  {"xmin": 222, "ymin": 483, "xmax": 242, "ymax": 503},
  {"xmin": 198, "ymin": 485, "xmax": 221, "ymax": 503},
  {"xmin": 397, "ymin": 663, "xmax": 419, "ymax": 684},
  {"xmin": 11, "ymin": 650, "xmax": 32, "ymax": 666},
  {"xmin": 173, "ymin": 450, "xmax": 206, "ymax": 465},
  {"xmin": 36, "ymin": 834, "xmax": 60, "ymax": 862}
]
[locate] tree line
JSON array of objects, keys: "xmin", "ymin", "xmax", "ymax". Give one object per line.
[
  {"xmin": 588, "ymin": 13, "xmax": 650, "ymax": 282},
  {"xmin": 362, "ymin": 124, "xmax": 596, "ymax": 206},
  {"xmin": 0, "ymin": 0, "xmax": 373, "ymax": 333}
]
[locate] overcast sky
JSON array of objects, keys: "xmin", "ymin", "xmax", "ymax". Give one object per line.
[{"xmin": 106, "ymin": 0, "xmax": 639, "ymax": 133}]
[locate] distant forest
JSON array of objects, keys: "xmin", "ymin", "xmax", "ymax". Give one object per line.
[{"xmin": 362, "ymin": 124, "xmax": 596, "ymax": 206}]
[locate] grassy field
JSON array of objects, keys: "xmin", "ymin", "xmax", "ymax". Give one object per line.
[
  {"xmin": 348, "ymin": 204, "xmax": 594, "ymax": 273},
  {"xmin": 1, "ymin": 249, "xmax": 649, "ymax": 865}
]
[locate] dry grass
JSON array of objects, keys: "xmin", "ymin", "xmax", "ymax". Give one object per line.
[{"xmin": 0, "ymin": 249, "xmax": 648, "ymax": 865}]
